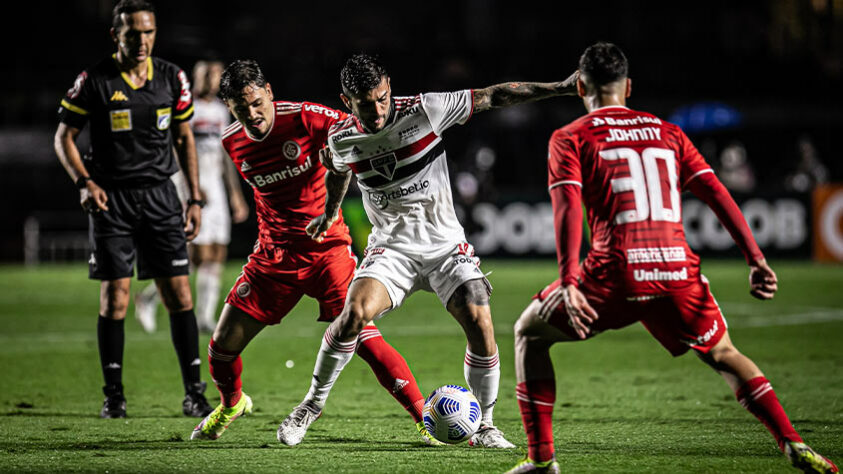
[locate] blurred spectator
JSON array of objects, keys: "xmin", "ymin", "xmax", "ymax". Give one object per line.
[
  {"xmin": 784, "ymin": 134, "xmax": 829, "ymax": 192},
  {"xmin": 717, "ymin": 140, "xmax": 756, "ymax": 193}
]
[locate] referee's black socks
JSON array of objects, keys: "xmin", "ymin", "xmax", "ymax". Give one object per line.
[
  {"xmin": 97, "ymin": 315, "xmax": 124, "ymax": 396},
  {"xmin": 168, "ymin": 309, "xmax": 202, "ymax": 392}
]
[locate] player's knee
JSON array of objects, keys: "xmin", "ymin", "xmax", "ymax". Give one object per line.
[
  {"xmin": 338, "ymin": 302, "xmax": 370, "ymax": 337},
  {"xmin": 100, "ymin": 283, "xmax": 130, "ymax": 319}
]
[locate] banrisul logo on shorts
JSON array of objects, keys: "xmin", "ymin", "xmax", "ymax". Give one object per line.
[{"xmin": 368, "ymin": 179, "xmax": 430, "ymax": 209}]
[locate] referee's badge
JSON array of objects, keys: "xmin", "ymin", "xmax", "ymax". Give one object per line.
[
  {"xmin": 156, "ymin": 107, "xmax": 172, "ymax": 130},
  {"xmin": 109, "ymin": 109, "xmax": 132, "ymax": 132}
]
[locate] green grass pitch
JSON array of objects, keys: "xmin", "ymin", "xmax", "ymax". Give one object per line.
[{"xmin": 0, "ymin": 260, "xmax": 841, "ymax": 473}]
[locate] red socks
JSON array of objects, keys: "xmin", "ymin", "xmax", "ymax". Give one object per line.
[
  {"xmin": 736, "ymin": 376, "xmax": 802, "ymax": 451},
  {"xmin": 356, "ymin": 326, "xmax": 425, "ymax": 422},
  {"xmin": 208, "ymin": 339, "xmax": 243, "ymax": 407},
  {"xmin": 516, "ymin": 379, "xmax": 556, "ymax": 463}
]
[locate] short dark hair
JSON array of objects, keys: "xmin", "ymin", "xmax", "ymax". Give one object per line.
[
  {"xmin": 341, "ymin": 54, "xmax": 388, "ymax": 96},
  {"xmin": 579, "ymin": 42, "xmax": 628, "ymax": 87},
  {"xmin": 112, "ymin": 0, "xmax": 156, "ymax": 30},
  {"xmin": 219, "ymin": 59, "xmax": 267, "ymax": 101}
]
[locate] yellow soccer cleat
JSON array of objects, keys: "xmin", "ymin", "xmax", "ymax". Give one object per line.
[
  {"xmin": 416, "ymin": 420, "xmax": 446, "ymax": 446},
  {"xmin": 190, "ymin": 393, "xmax": 253, "ymax": 440},
  {"xmin": 786, "ymin": 441, "xmax": 838, "ymax": 474},
  {"xmin": 504, "ymin": 456, "xmax": 561, "ymax": 474}
]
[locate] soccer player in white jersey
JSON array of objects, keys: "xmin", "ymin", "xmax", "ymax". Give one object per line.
[
  {"xmin": 135, "ymin": 60, "xmax": 249, "ymax": 333},
  {"xmin": 276, "ymin": 53, "xmax": 578, "ymax": 448}
]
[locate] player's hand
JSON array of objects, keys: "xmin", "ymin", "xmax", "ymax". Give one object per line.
[
  {"xmin": 80, "ymin": 180, "xmax": 109, "ymax": 213},
  {"xmin": 306, "ymin": 213, "xmax": 338, "ymax": 242},
  {"xmin": 562, "ymin": 284, "xmax": 598, "ymax": 339},
  {"xmin": 318, "ymin": 146, "xmax": 336, "ymax": 172},
  {"xmin": 749, "ymin": 258, "xmax": 777, "ymax": 300},
  {"xmin": 558, "ymin": 70, "xmax": 580, "ymax": 96},
  {"xmin": 231, "ymin": 198, "xmax": 249, "ymax": 224},
  {"xmin": 184, "ymin": 202, "xmax": 202, "ymax": 241}
]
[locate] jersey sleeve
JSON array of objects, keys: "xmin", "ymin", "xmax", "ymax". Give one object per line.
[
  {"xmin": 547, "ymin": 129, "xmax": 581, "ymax": 191},
  {"xmin": 420, "ymin": 90, "xmax": 473, "ymax": 135},
  {"xmin": 301, "ymin": 102, "xmax": 345, "ymax": 147},
  {"xmin": 172, "ymin": 68, "xmax": 194, "ymax": 123},
  {"xmin": 674, "ymin": 126, "xmax": 713, "ymax": 187},
  {"xmin": 58, "ymin": 70, "xmax": 94, "ymax": 129}
]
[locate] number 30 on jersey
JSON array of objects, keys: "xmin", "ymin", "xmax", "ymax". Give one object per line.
[{"xmin": 600, "ymin": 147, "xmax": 680, "ymax": 224}]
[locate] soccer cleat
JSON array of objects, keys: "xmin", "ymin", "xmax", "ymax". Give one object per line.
[
  {"xmin": 416, "ymin": 420, "xmax": 445, "ymax": 446},
  {"xmin": 190, "ymin": 393, "xmax": 253, "ymax": 440},
  {"xmin": 785, "ymin": 441, "xmax": 838, "ymax": 473},
  {"xmin": 100, "ymin": 393, "xmax": 127, "ymax": 418},
  {"xmin": 183, "ymin": 382, "xmax": 214, "ymax": 417},
  {"xmin": 133, "ymin": 289, "xmax": 158, "ymax": 333},
  {"xmin": 277, "ymin": 400, "xmax": 322, "ymax": 446},
  {"xmin": 504, "ymin": 456, "xmax": 561, "ymax": 474},
  {"xmin": 468, "ymin": 423, "xmax": 516, "ymax": 448}
]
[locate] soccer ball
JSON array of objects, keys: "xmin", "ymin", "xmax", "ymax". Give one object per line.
[{"xmin": 422, "ymin": 384, "xmax": 482, "ymax": 444}]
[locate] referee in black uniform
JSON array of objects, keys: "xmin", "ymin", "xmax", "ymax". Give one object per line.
[{"xmin": 54, "ymin": 0, "xmax": 212, "ymax": 419}]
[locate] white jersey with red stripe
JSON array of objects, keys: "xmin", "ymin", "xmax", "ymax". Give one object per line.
[{"xmin": 327, "ymin": 91, "xmax": 474, "ymax": 256}]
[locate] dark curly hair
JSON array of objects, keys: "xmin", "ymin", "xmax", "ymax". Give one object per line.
[
  {"xmin": 340, "ymin": 54, "xmax": 388, "ymax": 96},
  {"xmin": 112, "ymin": 0, "xmax": 155, "ymax": 30},
  {"xmin": 579, "ymin": 42, "xmax": 628, "ymax": 87},
  {"xmin": 219, "ymin": 59, "xmax": 267, "ymax": 101}
]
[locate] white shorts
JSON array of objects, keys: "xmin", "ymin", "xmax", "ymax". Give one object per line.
[{"xmin": 354, "ymin": 242, "xmax": 490, "ymax": 314}]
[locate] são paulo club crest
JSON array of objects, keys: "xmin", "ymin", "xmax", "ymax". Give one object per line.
[{"xmin": 370, "ymin": 153, "xmax": 397, "ymax": 180}]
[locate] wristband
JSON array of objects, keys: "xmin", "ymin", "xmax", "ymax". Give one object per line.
[
  {"xmin": 187, "ymin": 198, "xmax": 206, "ymax": 209},
  {"xmin": 75, "ymin": 176, "xmax": 90, "ymax": 189}
]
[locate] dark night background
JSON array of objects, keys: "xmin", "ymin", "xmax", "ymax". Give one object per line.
[{"xmin": 2, "ymin": 0, "xmax": 841, "ymax": 261}]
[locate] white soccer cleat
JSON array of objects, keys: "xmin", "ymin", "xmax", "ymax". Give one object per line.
[
  {"xmin": 467, "ymin": 423, "xmax": 516, "ymax": 448},
  {"xmin": 277, "ymin": 400, "xmax": 322, "ymax": 446},
  {"xmin": 133, "ymin": 289, "xmax": 158, "ymax": 333}
]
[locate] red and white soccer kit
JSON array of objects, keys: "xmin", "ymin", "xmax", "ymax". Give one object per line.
[
  {"xmin": 221, "ymin": 101, "xmax": 354, "ymax": 324},
  {"xmin": 540, "ymin": 106, "xmax": 764, "ymax": 355}
]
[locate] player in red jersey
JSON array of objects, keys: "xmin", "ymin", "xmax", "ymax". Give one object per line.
[
  {"xmin": 506, "ymin": 43, "xmax": 837, "ymax": 474},
  {"xmin": 190, "ymin": 59, "xmax": 433, "ymax": 444}
]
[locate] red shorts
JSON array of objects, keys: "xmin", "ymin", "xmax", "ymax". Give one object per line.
[
  {"xmin": 535, "ymin": 275, "xmax": 726, "ymax": 356},
  {"xmin": 225, "ymin": 241, "xmax": 357, "ymax": 325}
]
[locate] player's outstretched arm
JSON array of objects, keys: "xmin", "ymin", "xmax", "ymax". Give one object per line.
[
  {"xmin": 472, "ymin": 71, "xmax": 579, "ymax": 114},
  {"xmin": 686, "ymin": 171, "xmax": 774, "ymax": 299},
  {"xmin": 306, "ymin": 147, "xmax": 352, "ymax": 242}
]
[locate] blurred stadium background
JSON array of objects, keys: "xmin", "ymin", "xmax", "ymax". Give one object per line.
[{"xmin": 4, "ymin": 0, "xmax": 843, "ymax": 265}]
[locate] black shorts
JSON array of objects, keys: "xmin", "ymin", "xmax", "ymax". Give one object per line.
[{"xmin": 87, "ymin": 179, "xmax": 189, "ymax": 281}]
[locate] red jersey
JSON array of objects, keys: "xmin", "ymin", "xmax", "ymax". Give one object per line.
[
  {"xmin": 548, "ymin": 105, "xmax": 762, "ymax": 296},
  {"xmin": 222, "ymin": 101, "xmax": 351, "ymax": 246}
]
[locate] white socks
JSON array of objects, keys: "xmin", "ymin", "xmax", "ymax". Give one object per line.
[
  {"xmin": 195, "ymin": 262, "xmax": 223, "ymax": 328},
  {"xmin": 304, "ymin": 329, "xmax": 357, "ymax": 408},
  {"xmin": 464, "ymin": 345, "xmax": 501, "ymax": 425}
]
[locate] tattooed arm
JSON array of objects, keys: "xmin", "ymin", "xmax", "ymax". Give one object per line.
[
  {"xmin": 306, "ymin": 147, "xmax": 352, "ymax": 242},
  {"xmin": 472, "ymin": 71, "xmax": 579, "ymax": 113}
]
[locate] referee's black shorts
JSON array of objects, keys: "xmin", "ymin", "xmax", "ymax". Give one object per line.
[{"xmin": 87, "ymin": 179, "xmax": 190, "ymax": 281}]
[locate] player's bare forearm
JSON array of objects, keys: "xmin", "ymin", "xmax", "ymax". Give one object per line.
[
  {"xmin": 175, "ymin": 122, "xmax": 202, "ymax": 200},
  {"xmin": 472, "ymin": 71, "xmax": 579, "ymax": 113},
  {"xmin": 324, "ymin": 169, "xmax": 351, "ymax": 219}
]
